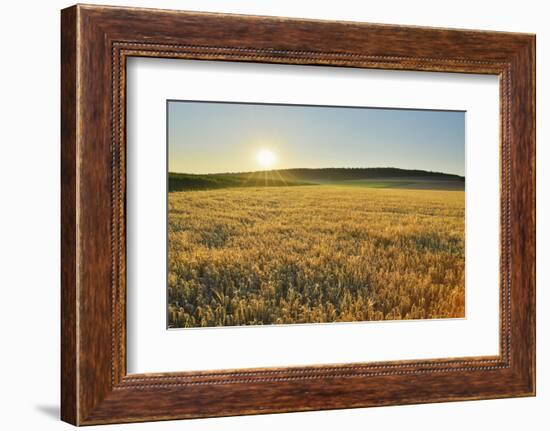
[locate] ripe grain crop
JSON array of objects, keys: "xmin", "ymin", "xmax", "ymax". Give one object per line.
[{"xmin": 167, "ymin": 185, "xmax": 465, "ymax": 328}]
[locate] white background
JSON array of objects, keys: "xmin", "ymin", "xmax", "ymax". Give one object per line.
[
  {"xmin": 0, "ymin": 0, "xmax": 546, "ymax": 430},
  {"xmin": 127, "ymin": 59, "xmax": 500, "ymax": 373}
]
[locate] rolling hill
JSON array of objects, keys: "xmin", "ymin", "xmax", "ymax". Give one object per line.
[{"xmin": 168, "ymin": 168, "xmax": 465, "ymax": 192}]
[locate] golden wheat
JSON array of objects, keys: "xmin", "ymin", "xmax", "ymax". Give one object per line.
[{"xmin": 167, "ymin": 185, "xmax": 465, "ymax": 328}]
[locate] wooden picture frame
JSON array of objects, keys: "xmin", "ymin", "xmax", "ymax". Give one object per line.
[{"xmin": 61, "ymin": 4, "xmax": 535, "ymax": 425}]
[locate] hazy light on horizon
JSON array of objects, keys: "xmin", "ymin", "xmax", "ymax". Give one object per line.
[{"xmin": 168, "ymin": 101, "xmax": 465, "ymax": 176}]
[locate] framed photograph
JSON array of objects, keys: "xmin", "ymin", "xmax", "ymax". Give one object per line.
[{"xmin": 61, "ymin": 4, "xmax": 535, "ymax": 425}]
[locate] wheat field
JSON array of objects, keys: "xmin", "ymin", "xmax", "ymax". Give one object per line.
[{"xmin": 167, "ymin": 185, "xmax": 465, "ymax": 328}]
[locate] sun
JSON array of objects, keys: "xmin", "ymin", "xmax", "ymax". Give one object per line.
[{"xmin": 256, "ymin": 149, "xmax": 277, "ymax": 168}]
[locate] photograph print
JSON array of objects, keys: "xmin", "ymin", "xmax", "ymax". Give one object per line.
[{"xmin": 167, "ymin": 101, "xmax": 465, "ymax": 329}]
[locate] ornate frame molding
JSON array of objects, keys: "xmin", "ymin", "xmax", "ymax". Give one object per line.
[{"xmin": 61, "ymin": 5, "xmax": 535, "ymax": 425}]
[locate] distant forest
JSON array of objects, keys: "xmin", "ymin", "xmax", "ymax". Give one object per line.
[{"xmin": 168, "ymin": 167, "xmax": 465, "ymax": 192}]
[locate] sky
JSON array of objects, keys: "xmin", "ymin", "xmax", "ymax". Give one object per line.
[{"xmin": 168, "ymin": 100, "xmax": 465, "ymax": 176}]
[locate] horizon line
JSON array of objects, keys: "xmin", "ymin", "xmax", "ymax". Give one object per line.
[{"xmin": 168, "ymin": 166, "xmax": 465, "ymax": 178}]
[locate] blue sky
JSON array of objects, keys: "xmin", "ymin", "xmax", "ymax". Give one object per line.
[{"xmin": 168, "ymin": 101, "xmax": 465, "ymax": 176}]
